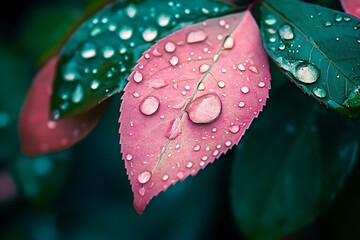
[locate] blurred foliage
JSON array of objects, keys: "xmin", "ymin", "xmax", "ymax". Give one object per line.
[{"xmin": 0, "ymin": 0, "xmax": 359, "ymax": 240}]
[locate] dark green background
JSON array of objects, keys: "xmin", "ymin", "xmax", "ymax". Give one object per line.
[{"xmin": 1, "ymin": 0, "xmax": 359, "ymax": 239}]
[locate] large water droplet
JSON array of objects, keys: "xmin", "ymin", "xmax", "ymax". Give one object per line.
[
  {"xmin": 139, "ymin": 96, "xmax": 160, "ymax": 116},
  {"xmin": 119, "ymin": 25, "xmax": 133, "ymax": 40},
  {"xmin": 133, "ymin": 71, "xmax": 143, "ymax": 83},
  {"xmin": 138, "ymin": 170, "xmax": 152, "ymax": 184},
  {"xmin": 187, "ymin": 93, "xmax": 222, "ymax": 124},
  {"xmin": 186, "ymin": 30, "xmax": 207, "ymax": 43},
  {"xmin": 81, "ymin": 42, "xmax": 97, "ymax": 59},
  {"xmin": 142, "ymin": 27, "xmax": 158, "ymax": 42},
  {"xmin": 164, "ymin": 42, "xmax": 176, "ymax": 53},
  {"xmin": 294, "ymin": 62, "xmax": 320, "ymax": 84},
  {"xmin": 223, "ymin": 36, "xmax": 235, "ymax": 49},
  {"xmin": 312, "ymin": 87, "xmax": 327, "ymax": 98},
  {"xmin": 278, "ymin": 24, "xmax": 294, "ymax": 40},
  {"xmin": 165, "ymin": 117, "xmax": 182, "ymax": 140},
  {"xmin": 71, "ymin": 84, "xmax": 84, "ymax": 104}
]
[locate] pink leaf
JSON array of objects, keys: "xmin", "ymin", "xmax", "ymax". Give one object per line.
[
  {"xmin": 340, "ymin": 0, "xmax": 360, "ymax": 18},
  {"xmin": 119, "ymin": 11, "xmax": 271, "ymax": 214},
  {"xmin": 19, "ymin": 56, "xmax": 108, "ymax": 156}
]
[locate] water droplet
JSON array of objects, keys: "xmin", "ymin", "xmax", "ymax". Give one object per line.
[
  {"xmin": 335, "ymin": 14, "xmax": 343, "ymax": 22},
  {"xmin": 164, "ymin": 42, "xmax": 176, "ymax": 53},
  {"xmin": 225, "ymin": 140, "xmax": 232, "ymax": 147},
  {"xmin": 47, "ymin": 121, "xmax": 56, "ymax": 129},
  {"xmin": 133, "ymin": 92, "xmax": 140, "ymax": 98},
  {"xmin": 138, "ymin": 187, "xmax": 145, "ymax": 196},
  {"xmin": 71, "ymin": 84, "xmax": 84, "ymax": 104},
  {"xmin": 213, "ymin": 150, "xmax": 219, "ymax": 156},
  {"xmin": 294, "ymin": 62, "xmax": 320, "ymax": 84},
  {"xmin": 52, "ymin": 109, "xmax": 61, "ymax": 120},
  {"xmin": 241, "ymin": 86, "xmax": 249, "ymax": 94},
  {"xmin": 103, "ymin": 46, "xmax": 115, "ymax": 59},
  {"xmin": 177, "ymin": 172, "xmax": 184, "ymax": 180},
  {"xmin": 312, "ymin": 87, "xmax": 327, "ymax": 98},
  {"xmin": 198, "ymin": 83, "xmax": 205, "ymax": 91},
  {"xmin": 133, "ymin": 71, "xmax": 143, "ymax": 83},
  {"xmin": 278, "ymin": 43, "xmax": 286, "ymax": 51},
  {"xmin": 119, "ymin": 25, "xmax": 133, "ymax": 40},
  {"xmin": 186, "ymin": 161, "xmax": 194, "ymax": 168},
  {"xmin": 187, "ymin": 93, "xmax": 222, "ymax": 124},
  {"xmin": 223, "ymin": 36, "xmax": 235, "ymax": 49},
  {"xmin": 139, "ymin": 96, "xmax": 160, "ymax": 116},
  {"xmin": 343, "ymin": 16, "xmax": 351, "ymax": 22},
  {"xmin": 142, "ymin": 27, "xmax": 158, "ymax": 42},
  {"xmin": 90, "ymin": 80, "xmax": 100, "ymax": 90},
  {"xmin": 278, "ymin": 24, "xmax": 294, "ymax": 40},
  {"xmin": 238, "ymin": 101, "xmax": 245, "ymax": 108},
  {"xmin": 138, "ymin": 170, "xmax": 152, "ymax": 184},
  {"xmin": 219, "ymin": 20, "xmax": 226, "ymax": 26},
  {"xmin": 202, "ymin": 156, "xmax": 208, "ymax": 161},
  {"xmin": 152, "ymin": 48, "xmax": 162, "ymax": 56},
  {"xmin": 81, "ymin": 42, "xmax": 97, "ymax": 59},
  {"xmin": 238, "ymin": 64, "xmax": 246, "ymax": 71},
  {"xmin": 158, "ymin": 14, "xmax": 171, "ymax": 27},
  {"xmin": 126, "ymin": 4, "xmax": 137, "ymax": 18},
  {"xmin": 200, "ymin": 161, "xmax": 205, "ymax": 167},
  {"xmin": 265, "ymin": 15, "xmax": 276, "ymax": 25},
  {"xmin": 248, "ymin": 65, "xmax": 259, "ymax": 74},
  {"xmin": 162, "ymin": 174, "xmax": 169, "ymax": 181},
  {"xmin": 193, "ymin": 144, "xmax": 201, "ymax": 151},
  {"xmin": 199, "ymin": 64, "xmax": 210, "ymax": 73},
  {"xmin": 126, "ymin": 154, "xmax": 133, "ymax": 161},
  {"xmin": 258, "ymin": 82, "xmax": 265, "ymax": 88},
  {"xmin": 186, "ymin": 30, "xmax": 207, "ymax": 43},
  {"xmin": 217, "ymin": 81, "xmax": 225, "ymax": 88},
  {"xmin": 165, "ymin": 118, "xmax": 182, "ymax": 140},
  {"xmin": 0, "ymin": 112, "xmax": 10, "ymax": 128},
  {"xmin": 229, "ymin": 125, "xmax": 240, "ymax": 134},
  {"xmin": 169, "ymin": 56, "xmax": 179, "ymax": 66},
  {"xmin": 323, "ymin": 21, "xmax": 332, "ymax": 27}
]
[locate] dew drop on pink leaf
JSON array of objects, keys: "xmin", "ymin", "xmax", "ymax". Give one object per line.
[
  {"xmin": 119, "ymin": 11, "xmax": 271, "ymax": 214},
  {"xmin": 19, "ymin": 56, "xmax": 108, "ymax": 156},
  {"xmin": 340, "ymin": 0, "xmax": 360, "ymax": 18}
]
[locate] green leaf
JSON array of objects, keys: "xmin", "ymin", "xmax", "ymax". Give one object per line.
[
  {"xmin": 231, "ymin": 84, "xmax": 359, "ymax": 240},
  {"xmin": 260, "ymin": 0, "xmax": 360, "ymax": 118},
  {"xmin": 51, "ymin": 0, "xmax": 237, "ymax": 119}
]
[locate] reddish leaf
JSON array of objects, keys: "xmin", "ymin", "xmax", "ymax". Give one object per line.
[
  {"xmin": 19, "ymin": 56, "xmax": 108, "ymax": 156},
  {"xmin": 119, "ymin": 11, "xmax": 271, "ymax": 214},
  {"xmin": 340, "ymin": 0, "xmax": 360, "ymax": 18}
]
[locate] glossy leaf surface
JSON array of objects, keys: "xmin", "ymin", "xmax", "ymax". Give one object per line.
[
  {"xmin": 260, "ymin": 0, "xmax": 360, "ymax": 118},
  {"xmin": 19, "ymin": 57, "xmax": 108, "ymax": 156},
  {"xmin": 231, "ymin": 84, "xmax": 359, "ymax": 240},
  {"xmin": 51, "ymin": 0, "xmax": 237, "ymax": 119},
  {"xmin": 341, "ymin": 0, "xmax": 360, "ymax": 18},
  {"xmin": 120, "ymin": 11, "xmax": 271, "ymax": 214}
]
